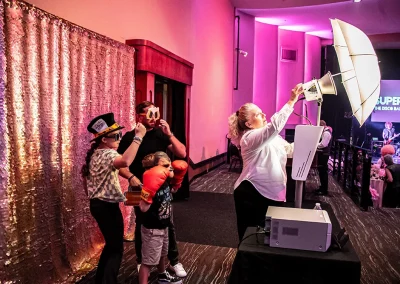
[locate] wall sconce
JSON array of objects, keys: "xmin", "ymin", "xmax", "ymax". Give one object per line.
[
  {"xmin": 234, "ymin": 47, "xmax": 248, "ymax": 90},
  {"xmin": 239, "ymin": 49, "xmax": 248, "ymax": 57},
  {"xmin": 233, "ymin": 13, "xmax": 249, "ymax": 90}
]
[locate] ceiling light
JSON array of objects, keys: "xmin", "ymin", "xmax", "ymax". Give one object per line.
[{"xmin": 354, "ymin": 0, "xmax": 361, "ymax": 2}]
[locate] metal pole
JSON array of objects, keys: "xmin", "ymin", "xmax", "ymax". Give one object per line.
[
  {"xmin": 294, "ymin": 98, "xmax": 322, "ymax": 208},
  {"xmin": 234, "ymin": 15, "xmax": 240, "ymax": 90},
  {"xmin": 317, "ymin": 100, "xmax": 322, "ymax": 126},
  {"xmin": 294, "ymin": 181, "xmax": 303, "ymax": 208}
]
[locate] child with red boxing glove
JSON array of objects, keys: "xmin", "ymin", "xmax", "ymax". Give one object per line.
[{"xmin": 138, "ymin": 152, "xmax": 183, "ymax": 284}]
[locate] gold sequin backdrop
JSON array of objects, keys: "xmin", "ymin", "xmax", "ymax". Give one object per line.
[{"xmin": 0, "ymin": 0, "xmax": 136, "ymax": 282}]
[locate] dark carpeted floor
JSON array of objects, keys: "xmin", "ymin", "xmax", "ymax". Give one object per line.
[
  {"xmin": 173, "ymin": 192, "xmax": 239, "ymax": 248},
  {"xmin": 192, "ymin": 165, "xmax": 400, "ymax": 284},
  {"xmin": 73, "ymin": 164, "xmax": 400, "ymax": 284}
]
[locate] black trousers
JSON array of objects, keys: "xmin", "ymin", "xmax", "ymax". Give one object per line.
[
  {"xmin": 318, "ymin": 153, "xmax": 330, "ymax": 193},
  {"xmin": 90, "ymin": 199, "xmax": 124, "ymax": 284},
  {"xmin": 134, "ymin": 206, "xmax": 179, "ymax": 266},
  {"xmin": 383, "ymin": 186, "xmax": 400, "ymax": 208},
  {"xmin": 234, "ymin": 180, "xmax": 284, "ymax": 241}
]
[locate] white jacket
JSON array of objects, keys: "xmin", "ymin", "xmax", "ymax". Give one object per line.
[{"xmin": 234, "ymin": 104, "xmax": 294, "ymax": 201}]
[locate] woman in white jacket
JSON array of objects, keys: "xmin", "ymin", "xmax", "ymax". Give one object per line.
[{"xmin": 228, "ymin": 84, "xmax": 303, "ymax": 240}]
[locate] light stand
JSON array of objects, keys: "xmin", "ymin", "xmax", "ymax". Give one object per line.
[{"xmin": 292, "ymin": 73, "xmax": 336, "ymax": 208}]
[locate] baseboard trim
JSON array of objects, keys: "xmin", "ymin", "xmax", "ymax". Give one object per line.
[
  {"xmin": 189, "ymin": 153, "xmax": 226, "ymax": 169},
  {"xmin": 189, "ymin": 161, "xmax": 226, "ymax": 184},
  {"xmin": 188, "ymin": 153, "xmax": 226, "ymax": 183}
]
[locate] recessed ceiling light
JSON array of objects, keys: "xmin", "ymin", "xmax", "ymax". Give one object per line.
[{"xmin": 354, "ymin": 0, "xmax": 361, "ymax": 2}]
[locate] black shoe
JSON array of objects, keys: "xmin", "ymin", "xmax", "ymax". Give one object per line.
[{"xmin": 158, "ymin": 271, "xmax": 183, "ymax": 284}]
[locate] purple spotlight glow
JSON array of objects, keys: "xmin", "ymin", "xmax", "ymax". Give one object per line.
[
  {"xmin": 306, "ymin": 30, "xmax": 333, "ymax": 39},
  {"xmin": 279, "ymin": 25, "xmax": 312, "ymax": 32},
  {"xmin": 255, "ymin": 17, "xmax": 286, "ymax": 26}
]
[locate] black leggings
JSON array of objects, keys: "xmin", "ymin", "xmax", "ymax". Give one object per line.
[
  {"xmin": 383, "ymin": 186, "xmax": 400, "ymax": 208},
  {"xmin": 318, "ymin": 153, "xmax": 330, "ymax": 193},
  {"xmin": 90, "ymin": 199, "xmax": 124, "ymax": 284},
  {"xmin": 234, "ymin": 180, "xmax": 284, "ymax": 241}
]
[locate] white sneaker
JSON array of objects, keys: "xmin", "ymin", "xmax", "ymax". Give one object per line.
[{"xmin": 171, "ymin": 263, "xmax": 187, "ymax": 278}]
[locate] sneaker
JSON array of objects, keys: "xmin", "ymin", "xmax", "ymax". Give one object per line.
[
  {"xmin": 158, "ymin": 271, "xmax": 183, "ymax": 284},
  {"xmin": 172, "ymin": 263, "xmax": 187, "ymax": 278}
]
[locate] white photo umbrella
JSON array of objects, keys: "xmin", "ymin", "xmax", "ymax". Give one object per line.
[
  {"xmin": 330, "ymin": 19, "xmax": 381, "ymax": 126},
  {"xmin": 293, "ymin": 19, "xmax": 381, "ymax": 208}
]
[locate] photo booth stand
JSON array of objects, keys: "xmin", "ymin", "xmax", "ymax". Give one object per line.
[
  {"xmin": 292, "ymin": 70, "xmax": 337, "ymax": 208},
  {"xmin": 292, "ymin": 125, "xmax": 324, "ymax": 208}
]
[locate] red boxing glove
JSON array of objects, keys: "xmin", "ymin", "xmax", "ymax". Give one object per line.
[
  {"xmin": 170, "ymin": 160, "xmax": 188, "ymax": 190},
  {"xmin": 141, "ymin": 165, "xmax": 170, "ymax": 204}
]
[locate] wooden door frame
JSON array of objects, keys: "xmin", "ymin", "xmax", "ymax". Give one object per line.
[{"xmin": 126, "ymin": 39, "xmax": 193, "ymax": 160}]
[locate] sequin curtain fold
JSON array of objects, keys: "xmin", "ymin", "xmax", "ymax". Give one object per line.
[
  {"xmin": 0, "ymin": 1, "xmax": 136, "ymax": 282},
  {"xmin": 0, "ymin": 1, "xmax": 9, "ymax": 283}
]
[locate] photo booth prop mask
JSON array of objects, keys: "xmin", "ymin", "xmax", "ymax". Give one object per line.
[{"xmin": 140, "ymin": 107, "xmax": 160, "ymax": 121}]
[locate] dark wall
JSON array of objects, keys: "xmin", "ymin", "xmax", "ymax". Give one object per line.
[
  {"xmin": 375, "ymin": 49, "xmax": 400, "ymax": 80},
  {"xmin": 321, "ymin": 46, "xmax": 352, "ymax": 141},
  {"xmin": 322, "ymin": 47, "xmax": 400, "ymax": 149}
]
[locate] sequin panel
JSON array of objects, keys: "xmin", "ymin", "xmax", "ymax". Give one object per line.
[{"xmin": 0, "ymin": 1, "xmax": 136, "ymax": 282}]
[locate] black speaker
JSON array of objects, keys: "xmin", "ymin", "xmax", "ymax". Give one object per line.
[
  {"xmin": 371, "ymin": 141, "xmax": 383, "ymax": 157},
  {"xmin": 285, "ymin": 129, "xmax": 295, "ymax": 143}
]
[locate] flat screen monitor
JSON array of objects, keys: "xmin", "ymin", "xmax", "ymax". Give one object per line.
[{"xmin": 371, "ymin": 80, "xmax": 400, "ymax": 123}]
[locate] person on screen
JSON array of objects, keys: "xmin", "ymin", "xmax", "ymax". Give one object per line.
[{"xmin": 382, "ymin": 122, "xmax": 398, "ymax": 145}]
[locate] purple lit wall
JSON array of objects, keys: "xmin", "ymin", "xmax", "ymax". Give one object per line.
[
  {"xmin": 249, "ymin": 21, "xmax": 322, "ymax": 129},
  {"xmin": 304, "ymin": 34, "xmax": 321, "ymax": 125},
  {"xmin": 190, "ymin": 0, "xmax": 234, "ymax": 162},
  {"xmin": 253, "ymin": 22, "xmax": 278, "ymax": 118},
  {"xmin": 28, "ymin": 0, "xmax": 235, "ymax": 165},
  {"xmin": 233, "ymin": 11, "xmax": 255, "ymax": 112},
  {"xmin": 276, "ymin": 29, "xmax": 305, "ymax": 126}
]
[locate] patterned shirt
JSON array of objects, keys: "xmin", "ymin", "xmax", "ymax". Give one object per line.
[{"xmin": 86, "ymin": 149, "xmax": 126, "ymax": 203}]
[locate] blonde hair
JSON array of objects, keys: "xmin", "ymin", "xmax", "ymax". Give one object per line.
[{"xmin": 227, "ymin": 103, "xmax": 256, "ymax": 146}]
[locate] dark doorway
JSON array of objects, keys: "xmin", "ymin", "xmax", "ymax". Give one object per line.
[{"xmin": 155, "ymin": 76, "xmax": 189, "ymax": 200}]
